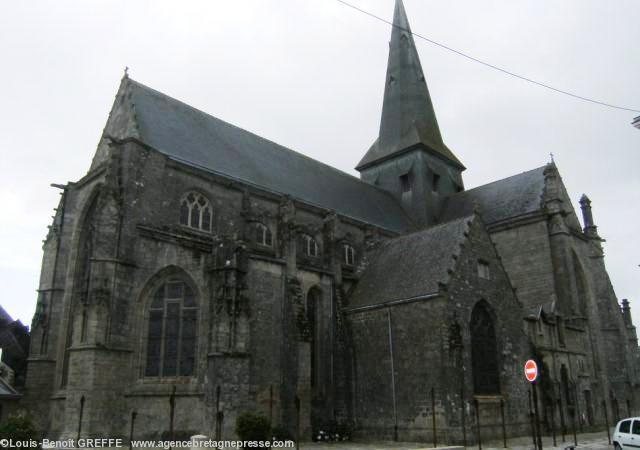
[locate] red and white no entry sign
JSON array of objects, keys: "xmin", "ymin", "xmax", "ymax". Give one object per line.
[{"xmin": 524, "ymin": 359, "xmax": 538, "ymax": 382}]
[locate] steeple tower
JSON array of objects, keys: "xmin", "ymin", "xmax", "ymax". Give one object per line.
[{"xmin": 357, "ymin": 0, "xmax": 465, "ymax": 227}]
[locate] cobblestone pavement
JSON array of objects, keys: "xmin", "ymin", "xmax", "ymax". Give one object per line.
[{"xmin": 301, "ymin": 430, "xmax": 613, "ymax": 450}]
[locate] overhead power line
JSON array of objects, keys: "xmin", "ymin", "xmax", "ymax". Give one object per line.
[{"xmin": 335, "ymin": 0, "xmax": 640, "ymax": 113}]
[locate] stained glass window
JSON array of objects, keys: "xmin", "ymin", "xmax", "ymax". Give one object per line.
[
  {"xmin": 145, "ymin": 280, "xmax": 198, "ymax": 377},
  {"xmin": 470, "ymin": 301, "xmax": 500, "ymax": 394}
]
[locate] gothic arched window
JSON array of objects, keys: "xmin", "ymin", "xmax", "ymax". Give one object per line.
[
  {"xmin": 255, "ymin": 223, "xmax": 273, "ymax": 247},
  {"xmin": 470, "ymin": 301, "xmax": 500, "ymax": 395},
  {"xmin": 343, "ymin": 244, "xmax": 355, "ymax": 266},
  {"xmin": 145, "ymin": 279, "xmax": 198, "ymax": 377},
  {"xmin": 302, "ymin": 234, "xmax": 319, "ymax": 257},
  {"xmin": 180, "ymin": 192, "xmax": 212, "ymax": 232}
]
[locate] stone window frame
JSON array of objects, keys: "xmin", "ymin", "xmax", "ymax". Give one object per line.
[
  {"xmin": 179, "ymin": 191, "xmax": 213, "ymax": 233},
  {"xmin": 302, "ymin": 234, "xmax": 320, "ymax": 258},
  {"xmin": 255, "ymin": 222, "xmax": 273, "ymax": 248},
  {"xmin": 477, "ymin": 259, "xmax": 490, "ymax": 280},
  {"xmin": 143, "ymin": 277, "xmax": 199, "ymax": 379},
  {"xmin": 343, "ymin": 243, "xmax": 356, "ymax": 266},
  {"xmin": 470, "ymin": 300, "xmax": 501, "ymax": 395}
]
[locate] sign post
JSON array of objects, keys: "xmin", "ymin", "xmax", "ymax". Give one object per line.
[{"xmin": 524, "ymin": 360, "xmax": 543, "ymax": 450}]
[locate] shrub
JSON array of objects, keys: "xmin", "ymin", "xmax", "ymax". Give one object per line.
[
  {"xmin": 0, "ymin": 413, "xmax": 40, "ymax": 447},
  {"xmin": 235, "ymin": 412, "xmax": 271, "ymax": 441}
]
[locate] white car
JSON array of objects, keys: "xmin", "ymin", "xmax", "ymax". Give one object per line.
[{"xmin": 613, "ymin": 417, "xmax": 640, "ymax": 449}]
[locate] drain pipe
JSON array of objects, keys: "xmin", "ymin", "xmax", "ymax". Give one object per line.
[{"xmin": 387, "ymin": 309, "xmax": 398, "ymax": 441}]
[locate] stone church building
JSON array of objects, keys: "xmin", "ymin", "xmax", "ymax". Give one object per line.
[{"xmin": 23, "ymin": 0, "xmax": 640, "ymax": 443}]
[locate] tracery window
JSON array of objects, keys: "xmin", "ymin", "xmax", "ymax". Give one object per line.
[
  {"xmin": 302, "ymin": 234, "xmax": 319, "ymax": 257},
  {"xmin": 343, "ymin": 244, "xmax": 355, "ymax": 266},
  {"xmin": 470, "ymin": 301, "xmax": 500, "ymax": 395},
  {"xmin": 180, "ymin": 192, "xmax": 212, "ymax": 232},
  {"xmin": 145, "ymin": 280, "xmax": 198, "ymax": 377},
  {"xmin": 256, "ymin": 223, "xmax": 273, "ymax": 247}
]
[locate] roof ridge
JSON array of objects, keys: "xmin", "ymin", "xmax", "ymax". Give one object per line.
[
  {"xmin": 126, "ymin": 78, "xmax": 403, "ymax": 197},
  {"xmin": 382, "ymin": 213, "xmax": 474, "ymax": 244},
  {"xmin": 461, "ymin": 165, "xmax": 547, "ymax": 194}
]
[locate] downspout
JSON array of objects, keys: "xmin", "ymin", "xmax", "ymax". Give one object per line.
[{"xmin": 387, "ymin": 308, "xmax": 398, "ymax": 440}]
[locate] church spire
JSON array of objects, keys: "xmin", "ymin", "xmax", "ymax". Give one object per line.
[{"xmin": 356, "ymin": 0, "xmax": 463, "ymax": 171}]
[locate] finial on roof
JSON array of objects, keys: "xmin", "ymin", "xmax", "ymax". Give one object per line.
[
  {"xmin": 124, "ymin": 66, "xmax": 129, "ymax": 78},
  {"xmin": 549, "ymin": 152, "xmax": 554, "ymax": 163},
  {"xmin": 579, "ymin": 193, "xmax": 600, "ymax": 239}
]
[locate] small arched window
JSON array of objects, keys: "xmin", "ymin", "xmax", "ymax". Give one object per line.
[
  {"xmin": 180, "ymin": 192, "xmax": 212, "ymax": 232},
  {"xmin": 256, "ymin": 223, "xmax": 273, "ymax": 247},
  {"xmin": 343, "ymin": 244, "xmax": 355, "ymax": 266},
  {"xmin": 302, "ymin": 234, "xmax": 319, "ymax": 257},
  {"xmin": 145, "ymin": 279, "xmax": 198, "ymax": 377}
]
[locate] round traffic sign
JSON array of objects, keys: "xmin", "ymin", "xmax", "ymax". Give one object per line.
[{"xmin": 524, "ymin": 359, "xmax": 538, "ymax": 382}]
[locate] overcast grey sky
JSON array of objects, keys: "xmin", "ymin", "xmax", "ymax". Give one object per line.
[{"xmin": 0, "ymin": 1, "xmax": 638, "ymax": 327}]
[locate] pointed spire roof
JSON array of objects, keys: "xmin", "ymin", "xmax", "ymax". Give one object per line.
[{"xmin": 356, "ymin": 0, "xmax": 463, "ymax": 171}]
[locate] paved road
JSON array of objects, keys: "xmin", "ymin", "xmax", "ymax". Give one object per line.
[{"xmin": 302, "ymin": 430, "xmax": 613, "ymax": 450}]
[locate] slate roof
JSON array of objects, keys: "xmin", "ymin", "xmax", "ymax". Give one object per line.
[
  {"xmin": 0, "ymin": 305, "xmax": 11, "ymax": 326},
  {"xmin": 121, "ymin": 78, "xmax": 412, "ymax": 233},
  {"xmin": 347, "ymin": 215, "xmax": 473, "ymax": 309},
  {"xmin": 356, "ymin": 0, "xmax": 463, "ymax": 171},
  {"xmin": 440, "ymin": 166, "xmax": 547, "ymax": 225}
]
